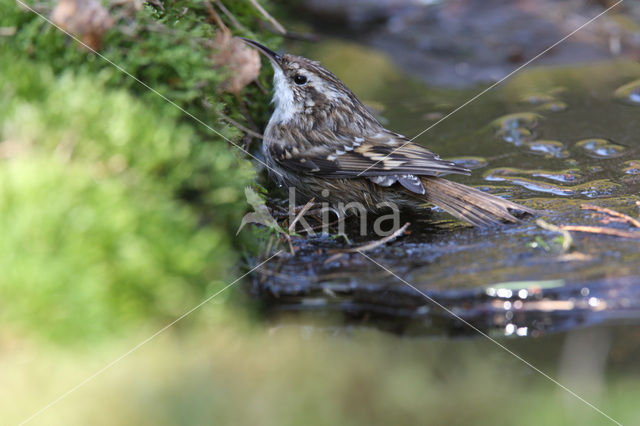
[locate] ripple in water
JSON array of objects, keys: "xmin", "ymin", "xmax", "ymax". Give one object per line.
[
  {"xmin": 576, "ymin": 138, "xmax": 625, "ymax": 159},
  {"xmin": 613, "ymin": 79, "xmax": 640, "ymax": 106}
]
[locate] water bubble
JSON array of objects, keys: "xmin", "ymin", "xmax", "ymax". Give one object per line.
[
  {"xmin": 496, "ymin": 127, "xmax": 534, "ymax": 145},
  {"xmin": 535, "ymin": 101, "xmax": 568, "ymax": 113},
  {"xmin": 524, "ymin": 140, "xmax": 569, "ymax": 158},
  {"xmin": 576, "ymin": 138, "xmax": 625, "ymax": 159},
  {"xmin": 492, "ymin": 112, "xmax": 540, "ymax": 131},
  {"xmin": 613, "ymin": 79, "xmax": 640, "ymax": 105},
  {"xmin": 492, "ymin": 112, "xmax": 540, "ymax": 145},
  {"xmin": 520, "ymin": 93, "xmax": 556, "ymax": 104}
]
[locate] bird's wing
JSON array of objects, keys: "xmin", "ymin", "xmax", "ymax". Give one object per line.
[{"xmin": 269, "ymin": 129, "xmax": 470, "ymax": 178}]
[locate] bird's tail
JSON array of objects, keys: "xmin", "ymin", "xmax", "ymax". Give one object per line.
[{"xmin": 420, "ymin": 176, "xmax": 536, "ymax": 226}]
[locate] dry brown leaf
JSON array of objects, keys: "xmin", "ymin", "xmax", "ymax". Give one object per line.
[
  {"xmin": 51, "ymin": 0, "xmax": 114, "ymax": 51},
  {"xmin": 211, "ymin": 32, "xmax": 261, "ymax": 94}
]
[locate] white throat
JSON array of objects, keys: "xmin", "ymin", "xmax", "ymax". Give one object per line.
[{"xmin": 268, "ymin": 66, "xmax": 298, "ymax": 126}]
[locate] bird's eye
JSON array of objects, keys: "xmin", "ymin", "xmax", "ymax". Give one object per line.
[{"xmin": 293, "ymin": 74, "xmax": 307, "ymax": 85}]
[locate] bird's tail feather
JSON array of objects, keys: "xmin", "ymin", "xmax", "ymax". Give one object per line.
[{"xmin": 421, "ymin": 176, "xmax": 536, "ymax": 226}]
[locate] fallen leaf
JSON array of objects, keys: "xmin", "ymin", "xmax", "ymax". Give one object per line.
[
  {"xmin": 51, "ymin": 0, "xmax": 114, "ymax": 51},
  {"xmin": 211, "ymin": 32, "xmax": 261, "ymax": 94}
]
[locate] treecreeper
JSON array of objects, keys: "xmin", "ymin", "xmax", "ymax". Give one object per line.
[{"xmin": 241, "ymin": 38, "xmax": 536, "ymax": 226}]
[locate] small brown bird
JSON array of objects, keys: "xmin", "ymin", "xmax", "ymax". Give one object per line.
[{"xmin": 241, "ymin": 38, "xmax": 535, "ymax": 226}]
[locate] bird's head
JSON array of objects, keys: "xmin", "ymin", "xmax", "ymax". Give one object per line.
[{"xmin": 240, "ymin": 38, "xmax": 377, "ymax": 130}]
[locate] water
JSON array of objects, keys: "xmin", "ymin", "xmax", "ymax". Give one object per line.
[{"xmin": 253, "ymin": 40, "xmax": 640, "ymax": 340}]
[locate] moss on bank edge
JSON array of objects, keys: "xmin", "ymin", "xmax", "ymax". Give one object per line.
[{"xmin": 0, "ymin": 0, "xmax": 280, "ymax": 342}]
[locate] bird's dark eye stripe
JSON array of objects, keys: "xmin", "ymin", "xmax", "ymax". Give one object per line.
[{"xmin": 293, "ymin": 74, "xmax": 307, "ymax": 85}]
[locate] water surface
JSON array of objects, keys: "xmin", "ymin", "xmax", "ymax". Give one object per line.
[{"xmin": 254, "ymin": 40, "xmax": 640, "ymax": 338}]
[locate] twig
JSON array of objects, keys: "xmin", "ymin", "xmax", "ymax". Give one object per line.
[
  {"xmin": 247, "ymin": 0, "xmax": 287, "ymax": 35},
  {"xmin": 581, "ymin": 204, "xmax": 640, "ymax": 228},
  {"xmin": 204, "ymin": 1, "xmax": 228, "ymax": 32},
  {"xmin": 558, "ymin": 225, "xmax": 640, "ymax": 239},
  {"xmin": 214, "ymin": 0, "xmax": 247, "ymax": 32},
  {"xmin": 536, "ymin": 219, "xmax": 573, "ymax": 251},
  {"xmin": 324, "ymin": 222, "xmax": 410, "ymax": 264},
  {"xmin": 218, "ymin": 112, "xmax": 263, "ymax": 139},
  {"xmin": 288, "ymin": 198, "xmax": 316, "ymax": 232}
]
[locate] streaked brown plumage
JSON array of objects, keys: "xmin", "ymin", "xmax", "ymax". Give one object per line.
[{"xmin": 241, "ymin": 38, "xmax": 536, "ymax": 226}]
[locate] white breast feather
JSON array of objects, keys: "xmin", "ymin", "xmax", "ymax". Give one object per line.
[{"xmin": 269, "ymin": 66, "xmax": 297, "ymax": 125}]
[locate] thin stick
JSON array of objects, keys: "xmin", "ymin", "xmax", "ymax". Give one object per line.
[
  {"xmin": 326, "ymin": 222, "xmax": 410, "ymax": 263},
  {"xmin": 558, "ymin": 225, "xmax": 640, "ymax": 239},
  {"xmin": 581, "ymin": 204, "xmax": 640, "ymax": 228},
  {"xmin": 288, "ymin": 198, "xmax": 316, "ymax": 232},
  {"xmin": 247, "ymin": 0, "xmax": 287, "ymax": 35},
  {"xmin": 214, "ymin": 0, "xmax": 247, "ymax": 32},
  {"xmin": 204, "ymin": 1, "xmax": 228, "ymax": 32},
  {"xmin": 536, "ymin": 219, "xmax": 573, "ymax": 251},
  {"xmin": 218, "ymin": 112, "xmax": 263, "ymax": 139}
]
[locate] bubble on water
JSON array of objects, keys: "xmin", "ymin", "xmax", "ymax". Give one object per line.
[
  {"xmin": 622, "ymin": 160, "xmax": 640, "ymax": 175},
  {"xmin": 613, "ymin": 79, "xmax": 640, "ymax": 106},
  {"xmin": 492, "ymin": 112, "xmax": 540, "ymax": 131},
  {"xmin": 492, "ymin": 112, "xmax": 540, "ymax": 145},
  {"xmin": 496, "ymin": 127, "xmax": 534, "ymax": 145},
  {"xmin": 576, "ymin": 138, "xmax": 625, "ymax": 159},
  {"xmin": 524, "ymin": 140, "xmax": 569, "ymax": 158},
  {"xmin": 447, "ymin": 156, "xmax": 488, "ymax": 170},
  {"xmin": 535, "ymin": 101, "xmax": 568, "ymax": 113},
  {"xmin": 520, "ymin": 93, "xmax": 556, "ymax": 104}
]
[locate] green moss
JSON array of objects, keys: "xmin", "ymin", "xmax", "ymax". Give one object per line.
[
  {"xmin": 0, "ymin": 156, "xmax": 229, "ymax": 341},
  {"xmin": 0, "ymin": 0, "xmax": 280, "ymax": 341}
]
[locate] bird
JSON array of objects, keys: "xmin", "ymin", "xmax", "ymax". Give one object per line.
[{"xmin": 240, "ymin": 38, "xmax": 536, "ymax": 227}]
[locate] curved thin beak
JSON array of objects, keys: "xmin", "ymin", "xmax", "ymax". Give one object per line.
[{"xmin": 238, "ymin": 37, "xmax": 281, "ymax": 67}]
